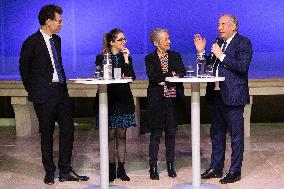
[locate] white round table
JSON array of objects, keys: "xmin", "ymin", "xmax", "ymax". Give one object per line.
[
  {"xmin": 71, "ymin": 78, "xmax": 132, "ymax": 189},
  {"xmin": 165, "ymin": 77, "xmax": 225, "ymax": 189}
]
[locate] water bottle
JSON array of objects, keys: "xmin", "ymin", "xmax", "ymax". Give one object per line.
[
  {"xmin": 102, "ymin": 53, "xmax": 112, "ymax": 79},
  {"xmin": 196, "ymin": 53, "xmax": 206, "ymax": 77}
]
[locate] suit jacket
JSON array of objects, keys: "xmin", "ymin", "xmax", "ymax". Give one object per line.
[
  {"xmin": 19, "ymin": 30, "xmax": 67, "ymax": 103},
  {"xmin": 93, "ymin": 53, "xmax": 136, "ymax": 115},
  {"xmin": 206, "ymin": 33, "xmax": 253, "ymax": 106},
  {"xmin": 145, "ymin": 50, "xmax": 186, "ymax": 128}
]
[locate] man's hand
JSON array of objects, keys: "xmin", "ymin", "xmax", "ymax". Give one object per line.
[
  {"xmin": 194, "ymin": 34, "xmax": 206, "ymax": 53},
  {"xmin": 211, "ymin": 44, "xmax": 223, "ymax": 59}
]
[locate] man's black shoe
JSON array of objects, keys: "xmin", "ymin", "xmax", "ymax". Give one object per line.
[
  {"xmin": 201, "ymin": 168, "xmax": 223, "ymax": 179},
  {"xmin": 59, "ymin": 170, "xmax": 90, "ymax": 182},
  {"xmin": 219, "ymin": 171, "xmax": 241, "ymax": 184},
  {"xmin": 44, "ymin": 174, "xmax": 54, "ymax": 185}
]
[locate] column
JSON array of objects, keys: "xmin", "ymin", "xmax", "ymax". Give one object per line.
[{"xmin": 11, "ymin": 97, "xmax": 38, "ymax": 136}]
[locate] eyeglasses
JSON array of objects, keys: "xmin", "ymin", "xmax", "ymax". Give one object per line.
[
  {"xmin": 116, "ymin": 38, "xmax": 127, "ymax": 42},
  {"xmin": 52, "ymin": 19, "xmax": 63, "ymax": 24}
]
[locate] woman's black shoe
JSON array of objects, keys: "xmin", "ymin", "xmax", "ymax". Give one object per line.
[
  {"xmin": 44, "ymin": 174, "xmax": 54, "ymax": 185},
  {"xmin": 109, "ymin": 162, "xmax": 116, "ymax": 182},
  {"xmin": 149, "ymin": 163, "xmax": 159, "ymax": 180},
  {"xmin": 167, "ymin": 161, "xmax": 177, "ymax": 178},
  {"xmin": 117, "ymin": 162, "xmax": 130, "ymax": 181}
]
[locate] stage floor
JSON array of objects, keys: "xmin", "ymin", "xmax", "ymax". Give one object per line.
[{"xmin": 0, "ymin": 122, "xmax": 283, "ymax": 189}]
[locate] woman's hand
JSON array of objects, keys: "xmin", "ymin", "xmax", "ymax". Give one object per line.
[
  {"xmin": 121, "ymin": 48, "xmax": 130, "ymax": 64},
  {"xmin": 158, "ymin": 82, "xmax": 165, "ymax": 86}
]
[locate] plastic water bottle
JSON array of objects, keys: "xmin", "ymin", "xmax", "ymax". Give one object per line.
[
  {"xmin": 103, "ymin": 53, "xmax": 112, "ymax": 79},
  {"xmin": 196, "ymin": 53, "xmax": 206, "ymax": 77}
]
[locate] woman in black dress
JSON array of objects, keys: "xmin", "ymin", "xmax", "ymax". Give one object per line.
[
  {"xmin": 145, "ymin": 28, "xmax": 186, "ymax": 180},
  {"xmin": 95, "ymin": 28, "xmax": 136, "ymax": 182}
]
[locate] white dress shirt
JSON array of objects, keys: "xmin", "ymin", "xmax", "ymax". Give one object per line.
[
  {"xmin": 214, "ymin": 32, "xmax": 237, "ymax": 90},
  {"xmin": 40, "ymin": 29, "xmax": 60, "ymax": 82}
]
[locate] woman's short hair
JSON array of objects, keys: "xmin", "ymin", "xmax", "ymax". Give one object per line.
[{"xmin": 150, "ymin": 28, "xmax": 168, "ymax": 44}]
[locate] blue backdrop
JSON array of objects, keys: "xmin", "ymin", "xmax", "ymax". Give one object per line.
[{"xmin": 0, "ymin": 0, "xmax": 284, "ymax": 79}]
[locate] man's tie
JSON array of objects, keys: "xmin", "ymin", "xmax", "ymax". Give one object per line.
[
  {"xmin": 49, "ymin": 38, "xmax": 65, "ymax": 84},
  {"xmin": 221, "ymin": 41, "xmax": 227, "ymax": 53}
]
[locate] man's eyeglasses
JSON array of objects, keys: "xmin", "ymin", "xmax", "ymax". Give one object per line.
[
  {"xmin": 116, "ymin": 38, "xmax": 127, "ymax": 42},
  {"xmin": 53, "ymin": 19, "xmax": 63, "ymax": 24}
]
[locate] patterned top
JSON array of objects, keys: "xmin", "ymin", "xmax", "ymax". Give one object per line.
[
  {"xmin": 112, "ymin": 54, "xmax": 119, "ymax": 67},
  {"xmin": 159, "ymin": 53, "xmax": 176, "ymax": 98}
]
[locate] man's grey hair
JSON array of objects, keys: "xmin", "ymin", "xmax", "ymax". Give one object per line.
[
  {"xmin": 222, "ymin": 14, "xmax": 239, "ymax": 31},
  {"xmin": 150, "ymin": 28, "xmax": 169, "ymax": 44}
]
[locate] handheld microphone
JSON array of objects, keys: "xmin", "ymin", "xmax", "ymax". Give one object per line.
[{"xmin": 211, "ymin": 37, "xmax": 220, "ymax": 59}]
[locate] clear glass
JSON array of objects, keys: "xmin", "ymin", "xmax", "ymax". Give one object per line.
[
  {"xmin": 205, "ymin": 65, "xmax": 214, "ymax": 77},
  {"xmin": 94, "ymin": 66, "xmax": 102, "ymax": 79},
  {"xmin": 173, "ymin": 72, "xmax": 180, "ymax": 78},
  {"xmin": 186, "ymin": 66, "xmax": 195, "ymax": 78}
]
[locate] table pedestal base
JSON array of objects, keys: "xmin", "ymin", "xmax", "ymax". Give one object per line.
[
  {"xmin": 87, "ymin": 185, "xmax": 128, "ymax": 189},
  {"xmin": 172, "ymin": 183, "xmax": 221, "ymax": 189}
]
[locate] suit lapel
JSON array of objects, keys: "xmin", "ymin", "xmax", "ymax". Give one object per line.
[
  {"xmin": 153, "ymin": 51, "xmax": 163, "ymax": 73},
  {"xmin": 36, "ymin": 30, "xmax": 53, "ymax": 65}
]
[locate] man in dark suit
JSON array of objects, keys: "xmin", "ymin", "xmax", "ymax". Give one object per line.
[
  {"xmin": 194, "ymin": 14, "xmax": 253, "ymax": 184},
  {"xmin": 19, "ymin": 4, "xmax": 89, "ymax": 185}
]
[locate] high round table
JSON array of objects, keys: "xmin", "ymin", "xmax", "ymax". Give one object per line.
[
  {"xmin": 165, "ymin": 77, "xmax": 225, "ymax": 189},
  {"xmin": 71, "ymin": 78, "xmax": 133, "ymax": 189}
]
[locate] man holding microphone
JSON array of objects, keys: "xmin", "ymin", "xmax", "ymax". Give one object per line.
[{"xmin": 194, "ymin": 14, "xmax": 253, "ymax": 184}]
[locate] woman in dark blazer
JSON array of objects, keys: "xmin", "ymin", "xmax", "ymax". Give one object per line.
[
  {"xmin": 94, "ymin": 28, "xmax": 136, "ymax": 182},
  {"xmin": 145, "ymin": 28, "xmax": 186, "ymax": 180}
]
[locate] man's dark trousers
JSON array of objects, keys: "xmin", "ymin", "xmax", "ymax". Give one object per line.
[
  {"xmin": 210, "ymin": 93, "xmax": 244, "ymax": 173},
  {"xmin": 33, "ymin": 83, "xmax": 74, "ymax": 175}
]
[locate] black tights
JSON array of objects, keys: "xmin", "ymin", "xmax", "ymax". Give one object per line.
[{"xmin": 109, "ymin": 128, "xmax": 127, "ymax": 163}]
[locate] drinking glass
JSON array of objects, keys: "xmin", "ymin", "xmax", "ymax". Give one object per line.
[
  {"xmin": 186, "ymin": 66, "xmax": 195, "ymax": 78},
  {"xmin": 94, "ymin": 66, "xmax": 102, "ymax": 79},
  {"xmin": 205, "ymin": 65, "xmax": 214, "ymax": 77}
]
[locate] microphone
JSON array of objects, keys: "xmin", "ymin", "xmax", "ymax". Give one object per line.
[{"xmin": 211, "ymin": 37, "xmax": 220, "ymax": 59}]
